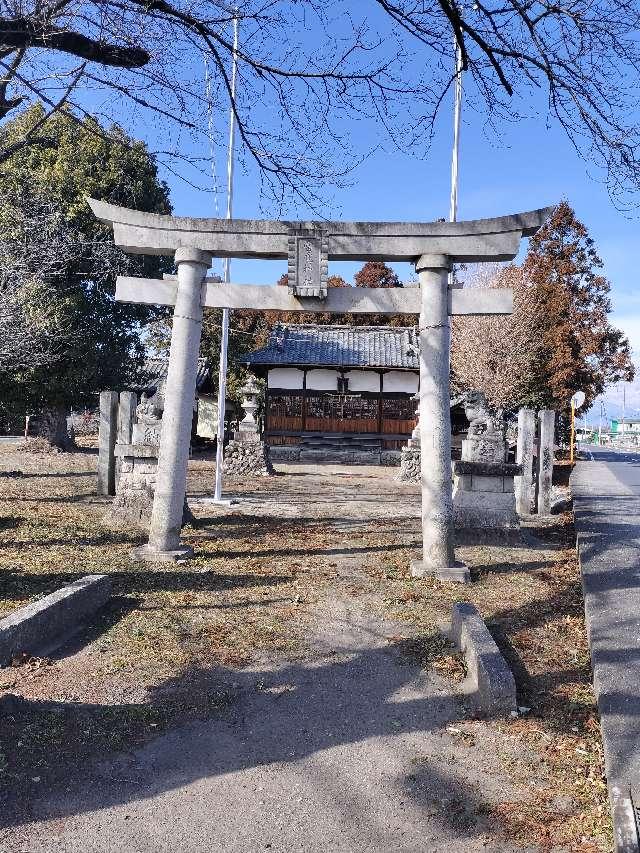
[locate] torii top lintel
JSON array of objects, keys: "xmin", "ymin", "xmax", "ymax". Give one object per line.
[{"xmin": 88, "ymin": 199, "xmax": 553, "ymax": 264}]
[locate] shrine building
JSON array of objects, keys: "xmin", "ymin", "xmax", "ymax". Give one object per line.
[{"xmin": 242, "ymin": 324, "xmax": 419, "ymax": 463}]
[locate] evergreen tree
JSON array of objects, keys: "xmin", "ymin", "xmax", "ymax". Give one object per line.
[{"xmin": 0, "ymin": 106, "xmax": 172, "ymax": 445}]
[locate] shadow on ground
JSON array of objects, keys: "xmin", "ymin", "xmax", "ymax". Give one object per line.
[{"xmin": 0, "ymin": 637, "xmax": 539, "ymax": 851}]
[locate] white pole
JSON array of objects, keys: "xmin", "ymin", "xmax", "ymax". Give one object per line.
[
  {"xmin": 449, "ymin": 38, "xmax": 463, "ymax": 225},
  {"xmin": 213, "ymin": 12, "xmax": 238, "ymax": 503},
  {"xmin": 599, "ymin": 401, "xmax": 603, "ymax": 445}
]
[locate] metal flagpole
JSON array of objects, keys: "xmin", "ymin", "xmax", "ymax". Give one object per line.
[
  {"xmin": 447, "ymin": 37, "xmax": 463, "ymax": 296},
  {"xmin": 213, "ymin": 11, "xmax": 238, "ymax": 503},
  {"xmin": 449, "ymin": 37, "xmax": 464, "ymax": 225}
]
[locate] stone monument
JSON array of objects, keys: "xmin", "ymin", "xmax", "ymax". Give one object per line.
[
  {"xmin": 452, "ymin": 392, "xmax": 521, "ymax": 544},
  {"xmin": 514, "ymin": 407, "xmax": 535, "ymax": 516},
  {"xmin": 397, "ymin": 392, "xmax": 421, "ymax": 483},
  {"xmin": 223, "ymin": 377, "xmax": 274, "ymax": 477},
  {"xmin": 97, "ymin": 391, "xmax": 118, "ymax": 497},
  {"xmin": 536, "ymin": 409, "xmax": 555, "ymax": 515}
]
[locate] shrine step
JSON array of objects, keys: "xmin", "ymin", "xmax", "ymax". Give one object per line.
[
  {"xmin": 298, "ymin": 433, "xmax": 383, "ymax": 464},
  {"xmin": 300, "ymin": 434, "xmax": 382, "ymax": 450},
  {"xmin": 298, "ymin": 449, "xmax": 382, "ymax": 464}
]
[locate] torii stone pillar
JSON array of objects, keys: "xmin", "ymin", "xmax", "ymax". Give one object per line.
[
  {"xmin": 132, "ymin": 248, "xmax": 211, "ymax": 561},
  {"xmin": 410, "ymin": 255, "xmax": 464, "ymax": 580}
]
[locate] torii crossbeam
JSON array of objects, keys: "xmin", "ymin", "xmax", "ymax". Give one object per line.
[{"xmin": 90, "ymin": 199, "xmax": 552, "ymax": 576}]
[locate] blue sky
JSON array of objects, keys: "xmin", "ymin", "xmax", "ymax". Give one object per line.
[{"xmin": 124, "ymin": 41, "xmax": 638, "ymax": 424}]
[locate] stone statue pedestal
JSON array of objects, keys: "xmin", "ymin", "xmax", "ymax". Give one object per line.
[
  {"xmin": 103, "ymin": 443, "xmax": 157, "ymax": 527},
  {"xmin": 223, "ymin": 434, "xmax": 274, "ymax": 478},
  {"xmin": 453, "ymin": 460, "xmax": 522, "ymax": 542},
  {"xmin": 397, "ymin": 438, "xmax": 421, "ymax": 483},
  {"xmin": 397, "ymin": 392, "xmax": 421, "ymax": 483},
  {"xmin": 103, "ymin": 443, "xmax": 193, "ymax": 529}
]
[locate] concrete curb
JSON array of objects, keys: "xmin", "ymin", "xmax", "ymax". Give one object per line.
[
  {"xmin": 446, "ymin": 602, "xmax": 517, "ymax": 716},
  {"xmin": 0, "ymin": 575, "xmax": 111, "ymax": 666},
  {"xmin": 574, "ymin": 523, "xmax": 640, "ymax": 853}
]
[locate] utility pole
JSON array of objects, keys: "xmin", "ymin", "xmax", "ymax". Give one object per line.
[
  {"xmin": 213, "ymin": 11, "xmax": 238, "ymax": 504},
  {"xmin": 599, "ymin": 401, "xmax": 603, "ymax": 445}
]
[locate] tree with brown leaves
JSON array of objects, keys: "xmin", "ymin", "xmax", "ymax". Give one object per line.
[{"xmin": 451, "ymin": 203, "xmax": 633, "ymax": 416}]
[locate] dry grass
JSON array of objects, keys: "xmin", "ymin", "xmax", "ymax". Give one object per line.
[
  {"xmin": 353, "ymin": 518, "xmax": 608, "ymax": 851},
  {"xmin": 0, "ymin": 446, "xmax": 608, "ymax": 850}
]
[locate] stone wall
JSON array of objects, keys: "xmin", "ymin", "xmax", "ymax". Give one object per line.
[{"xmin": 223, "ymin": 440, "xmax": 274, "ymax": 477}]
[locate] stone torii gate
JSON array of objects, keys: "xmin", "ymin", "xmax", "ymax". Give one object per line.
[{"xmin": 90, "ymin": 199, "xmax": 552, "ymax": 578}]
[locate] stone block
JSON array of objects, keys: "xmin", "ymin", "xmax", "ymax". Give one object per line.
[
  {"xmin": 447, "ymin": 602, "xmax": 517, "ymax": 716},
  {"xmin": 411, "ymin": 560, "xmax": 470, "ymax": 583},
  {"xmin": 0, "ymin": 575, "xmax": 111, "ymax": 666},
  {"xmin": 454, "ymin": 461, "xmax": 521, "ymax": 477},
  {"xmin": 453, "ymin": 459, "xmax": 520, "ymax": 540},
  {"xmin": 470, "ymin": 475, "xmax": 503, "ymax": 492},
  {"xmin": 97, "ymin": 391, "xmax": 118, "ymax": 496}
]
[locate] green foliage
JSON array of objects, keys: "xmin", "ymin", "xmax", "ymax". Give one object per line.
[{"xmin": 0, "ymin": 106, "xmax": 172, "ymax": 415}]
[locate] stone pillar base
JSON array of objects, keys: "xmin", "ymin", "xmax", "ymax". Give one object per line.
[
  {"xmin": 410, "ymin": 560, "xmax": 471, "ymax": 584},
  {"xmin": 223, "ymin": 438, "xmax": 274, "ymax": 477},
  {"xmin": 130, "ymin": 543, "xmax": 194, "ymax": 563}
]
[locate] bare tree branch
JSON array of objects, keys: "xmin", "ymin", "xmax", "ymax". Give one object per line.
[{"xmin": 0, "ymin": 0, "xmax": 638, "ymax": 207}]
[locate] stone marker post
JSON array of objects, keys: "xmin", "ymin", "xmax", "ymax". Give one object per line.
[
  {"xmin": 97, "ymin": 391, "xmax": 118, "ymax": 496},
  {"xmin": 515, "ymin": 408, "xmax": 535, "ymax": 516},
  {"xmin": 537, "ymin": 409, "xmax": 555, "ymax": 516},
  {"xmin": 133, "ymin": 248, "xmax": 211, "ymax": 561},
  {"xmin": 115, "ymin": 391, "xmax": 137, "ymax": 489},
  {"xmin": 411, "ymin": 254, "xmax": 465, "ymax": 581}
]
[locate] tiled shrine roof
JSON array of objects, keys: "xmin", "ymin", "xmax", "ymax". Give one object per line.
[
  {"xmin": 139, "ymin": 357, "xmax": 212, "ymax": 394},
  {"xmin": 242, "ymin": 324, "xmax": 419, "ymax": 370}
]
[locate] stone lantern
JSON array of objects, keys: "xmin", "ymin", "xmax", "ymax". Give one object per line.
[{"xmin": 223, "ymin": 376, "xmax": 274, "ymax": 477}]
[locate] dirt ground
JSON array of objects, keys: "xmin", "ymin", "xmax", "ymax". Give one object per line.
[{"xmin": 0, "ymin": 442, "xmax": 609, "ymax": 851}]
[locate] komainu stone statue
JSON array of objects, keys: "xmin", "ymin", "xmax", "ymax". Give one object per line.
[
  {"xmin": 104, "ymin": 387, "xmax": 192, "ymax": 528},
  {"xmin": 131, "ymin": 391, "xmax": 163, "ymax": 446}
]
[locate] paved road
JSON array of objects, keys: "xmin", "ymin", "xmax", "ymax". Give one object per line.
[{"xmin": 572, "ymin": 446, "xmax": 640, "ymax": 846}]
